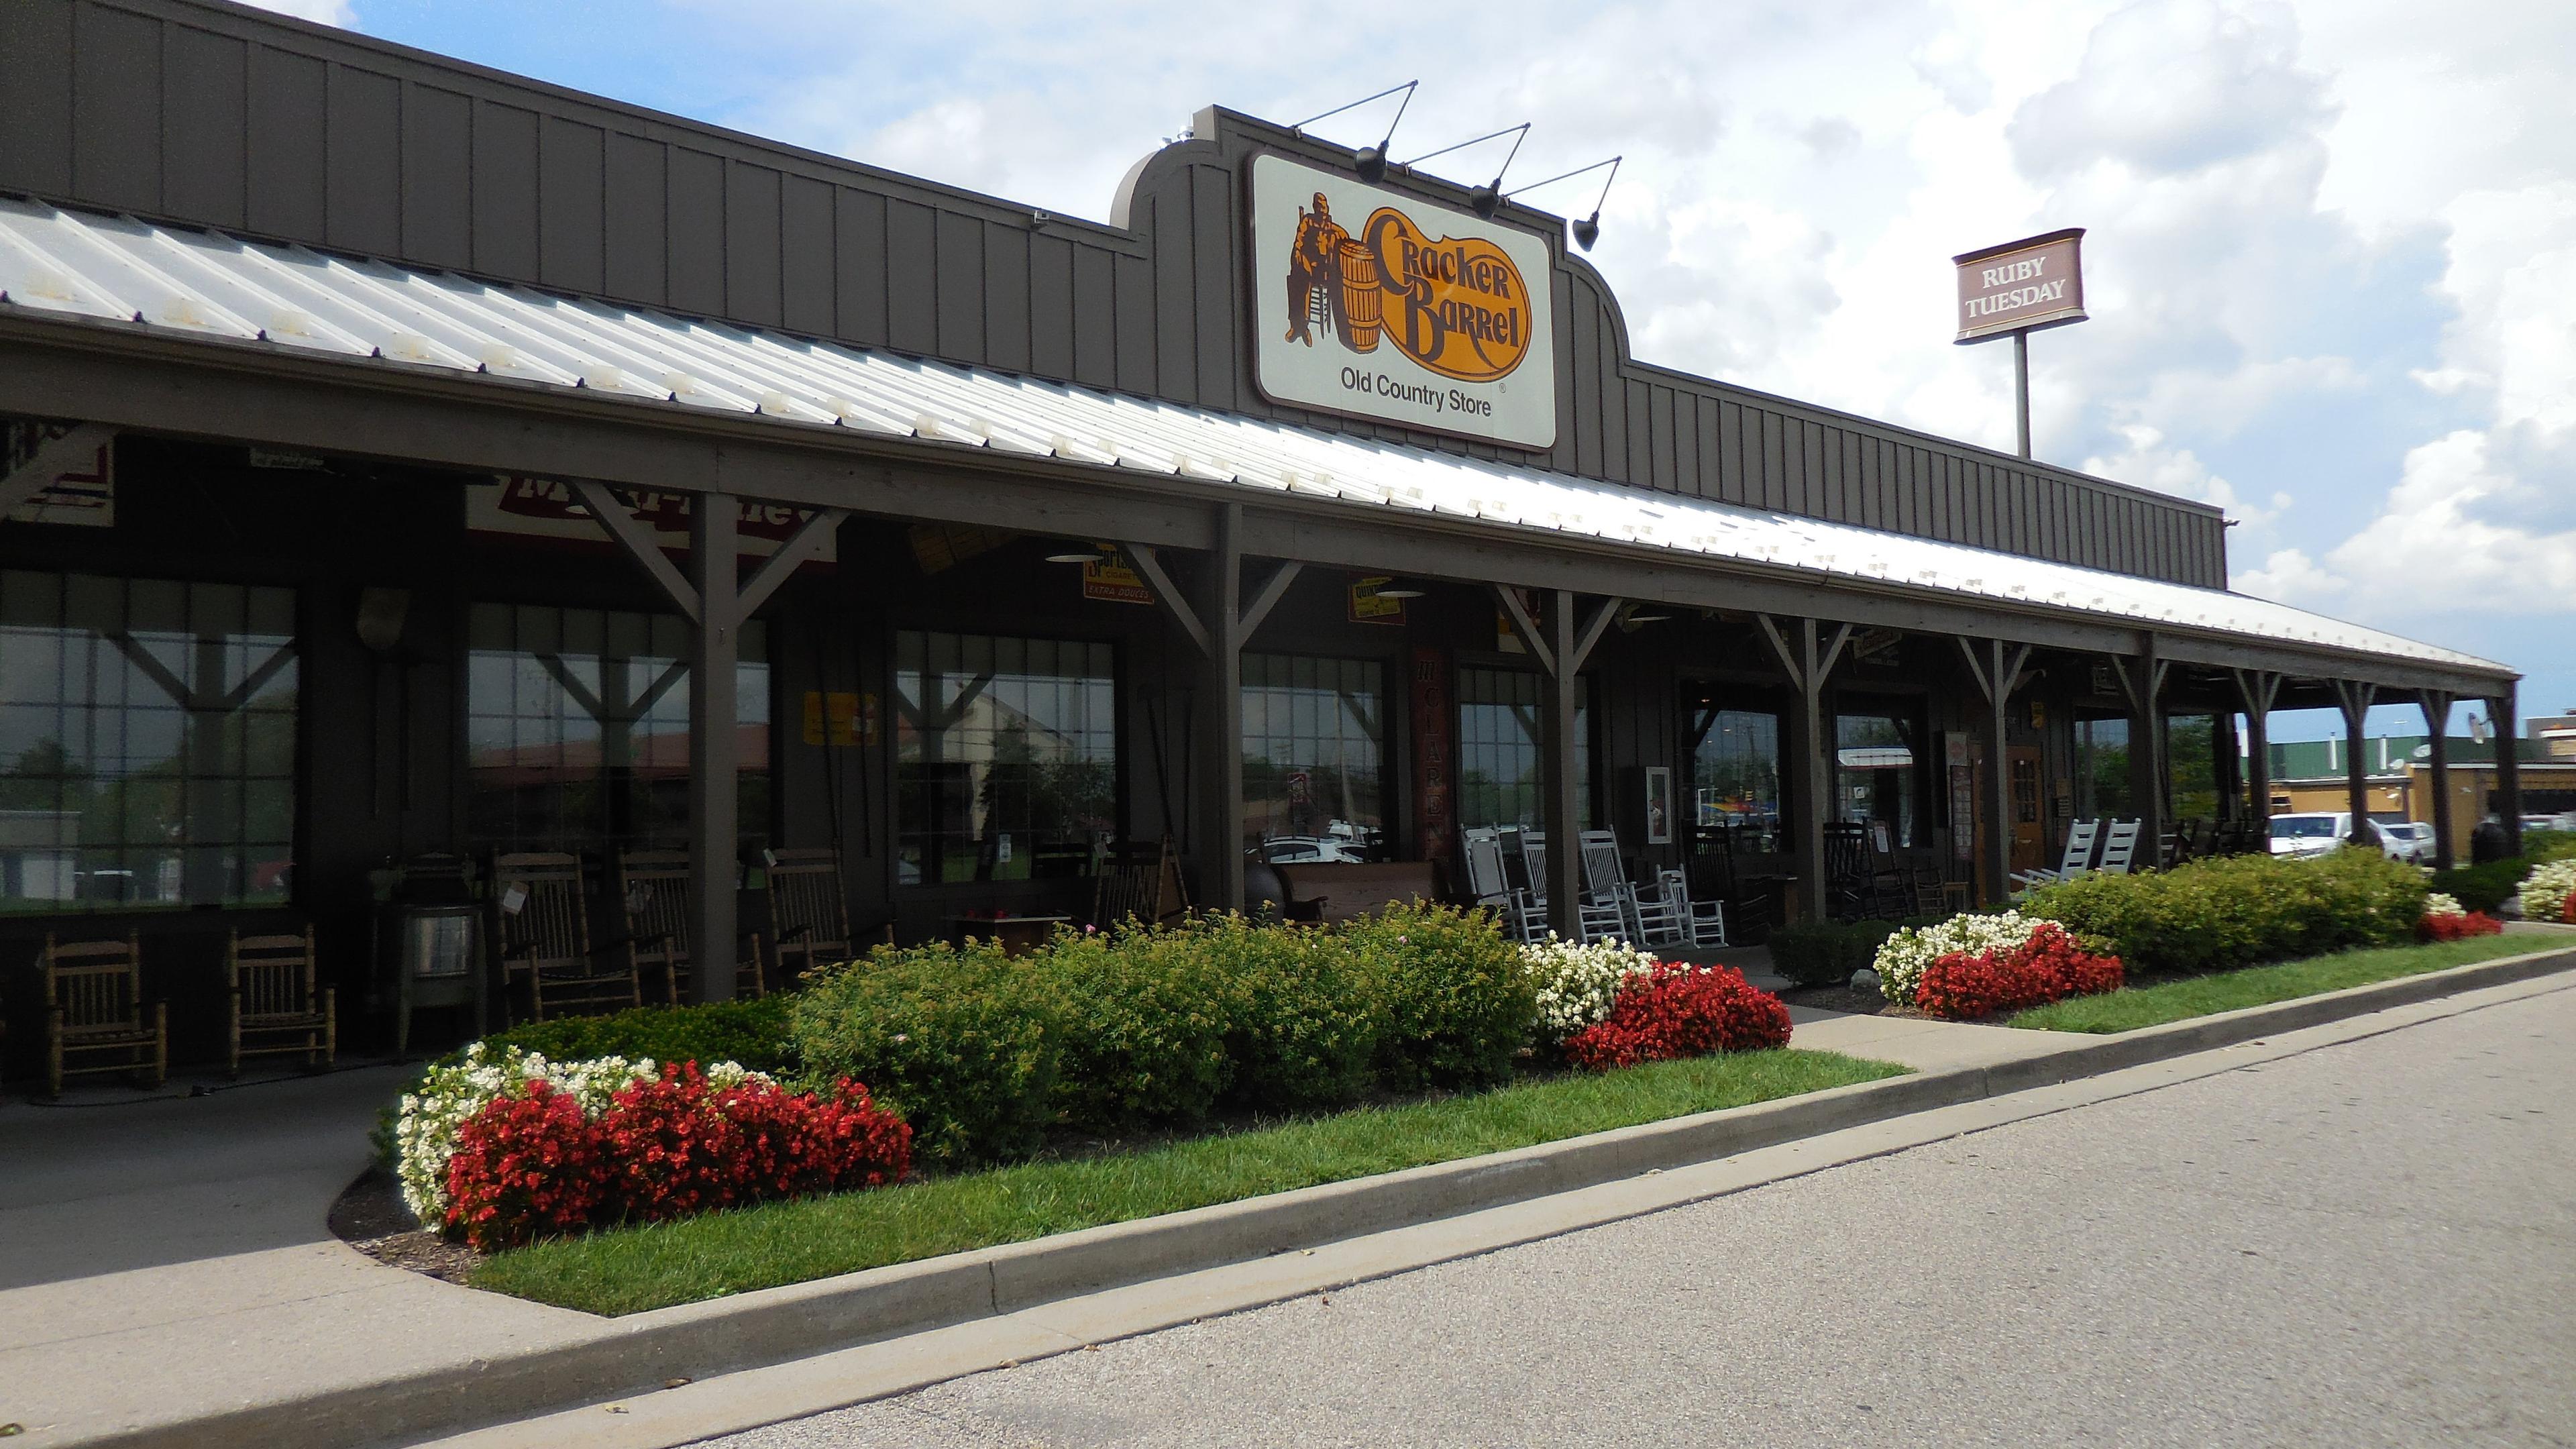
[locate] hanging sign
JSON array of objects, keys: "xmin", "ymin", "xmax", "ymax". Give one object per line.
[
  {"xmin": 4, "ymin": 421, "xmax": 113, "ymax": 527},
  {"xmin": 1953, "ymin": 228, "xmax": 2086, "ymax": 343},
  {"xmin": 1080, "ymin": 545, "xmax": 1156, "ymax": 605},
  {"xmin": 1348, "ymin": 576, "xmax": 1407, "ymax": 625},
  {"xmin": 473, "ymin": 477, "xmax": 837, "ymax": 561},
  {"xmin": 1250, "ymin": 154, "xmax": 1558, "ymax": 449}
]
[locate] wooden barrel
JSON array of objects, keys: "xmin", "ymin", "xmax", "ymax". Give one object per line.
[{"xmin": 1337, "ymin": 239, "xmax": 1382, "ymax": 352}]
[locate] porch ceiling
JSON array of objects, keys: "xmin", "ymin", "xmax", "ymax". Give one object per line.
[{"xmin": 0, "ymin": 197, "xmax": 2513, "ymax": 696}]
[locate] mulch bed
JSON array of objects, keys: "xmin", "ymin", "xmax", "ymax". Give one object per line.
[
  {"xmin": 330, "ymin": 1167, "xmax": 481, "ymax": 1284},
  {"xmin": 1776, "ymin": 981, "xmax": 1898, "ymax": 1016}
]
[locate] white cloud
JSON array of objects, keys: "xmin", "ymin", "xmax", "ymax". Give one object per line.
[
  {"xmin": 2235, "ymin": 546, "xmax": 2344, "ymax": 604},
  {"xmin": 2081, "ymin": 423, "xmax": 2288, "ymax": 525},
  {"xmin": 2324, "ymin": 431, "xmax": 2576, "ymax": 612},
  {"xmin": 235, "ymin": 0, "xmax": 352, "ymax": 25}
]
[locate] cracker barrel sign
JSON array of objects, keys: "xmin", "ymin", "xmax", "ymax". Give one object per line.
[{"xmin": 1252, "ymin": 154, "xmax": 1558, "ymax": 449}]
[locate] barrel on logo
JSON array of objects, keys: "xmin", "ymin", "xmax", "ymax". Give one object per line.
[{"xmin": 1336, "ymin": 239, "xmax": 1382, "ymax": 353}]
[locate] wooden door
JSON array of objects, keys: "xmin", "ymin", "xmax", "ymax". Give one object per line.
[{"xmin": 2008, "ymin": 746, "xmax": 2045, "ymax": 875}]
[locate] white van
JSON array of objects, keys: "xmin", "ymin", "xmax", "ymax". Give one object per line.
[{"xmin": 2268, "ymin": 812, "xmax": 2387, "ymax": 859}]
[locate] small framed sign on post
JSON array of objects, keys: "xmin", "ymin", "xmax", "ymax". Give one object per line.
[{"xmin": 1952, "ymin": 228, "xmax": 2086, "ymax": 460}]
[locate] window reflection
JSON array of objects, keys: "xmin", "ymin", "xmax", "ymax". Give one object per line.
[
  {"xmin": 465, "ymin": 604, "xmax": 769, "ymax": 856},
  {"xmin": 1835, "ymin": 707, "xmax": 1923, "ymax": 847},
  {"xmin": 896, "ymin": 631, "xmax": 1116, "ymax": 885},
  {"xmin": 0, "ymin": 570, "xmax": 297, "ymax": 908},
  {"xmin": 1692, "ymin": 707, "xmax": 1782, "ymax": 849},
  {"xmin": 1243, "ymin": 654, "xmax": 1385, "ymax": 863},
  {"xmin": 1456, "ymin": 667, "xmax": 1591, "ymax": 830}
]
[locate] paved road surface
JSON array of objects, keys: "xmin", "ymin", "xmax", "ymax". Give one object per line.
[{"xmin": 712, "ymin": 988, "xmax": 2576, "ymax": 1448}]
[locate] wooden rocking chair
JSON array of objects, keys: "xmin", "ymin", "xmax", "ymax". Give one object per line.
[
  {"xmin": 227, "ymin": 925, "xmax": 335, "ymax": 1076},
  {"xmin": 1090, "ymin": 836, "xmax": 1190, "ymax": 929},
  {"xmin": 765, "ymin": 847, "xmax": 853, "ymax": 983},
  {"xmin": 490, "ymin": 852, "xmax": 640, "ymax": 1022},
  {"xmin": 42, "ymin": 932, "xmax": 165, "ymax": 1097},
  {"xmin": 617, "ymin": 849, "xmax": 766, "ymax": 1002}
]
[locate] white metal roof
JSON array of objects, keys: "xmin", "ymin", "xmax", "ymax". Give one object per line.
[{"xmin": 0, "ymin": 197, "xmax": 2502, "ymax": 674}]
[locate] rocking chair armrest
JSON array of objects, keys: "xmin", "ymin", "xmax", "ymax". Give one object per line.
[{"xmin": 775, "ymin": 923, "xmax": 815, "ymax": 944}]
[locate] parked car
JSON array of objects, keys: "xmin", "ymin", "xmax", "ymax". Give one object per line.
[
  {"xmin": 2268, "ymin": 812, "xmax": 2387, "ymax": 859},
  {"xmin": 2376, "ymin": 820, "xmax": 2436, "ymax": 864}
]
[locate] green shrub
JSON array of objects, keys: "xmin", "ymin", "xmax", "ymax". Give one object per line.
[
  {"xmin": 788, "ymin": 941, "xmax": 1063, "ymax": 1167},
  {"xmin": 2430, "ymin": 857, "xmax": 2528, "ymax": 914},
  {"xmin": 1335, "ymin": 902, "xmax": 1535, "ymax": 1092},
  {"xmin": 466, "ymin": 996, "xmax": 798, "ymax": 1075},
  {"xmin": 2025, "ymin": 849, "xmax": 2424, "ymax": 977},
  {"xmin": 1188, "ymin": 914, "xmax": 1377, "ymax": 1113},
  {"xmin": 1033, "ymin": 926, "xmax": 1234, "ymax": 1132},
  {"xmin": 2524, "ymin": 828, "xmax": 2576, "ymax": 864},
  {"xmin": 1766, "ymin": 920, "xmax": 1899, "ymax": 987}
]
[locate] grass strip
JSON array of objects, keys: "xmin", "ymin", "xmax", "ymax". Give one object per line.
[
  {"xmin": 2006, "ymin": 935, "xmax": 2547, "ymax": 1034},
  {"xmin": 471, "ymin": 1047, "xmax": 1904, "ymax": 1316}
]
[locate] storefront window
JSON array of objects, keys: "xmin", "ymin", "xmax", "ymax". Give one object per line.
[
  {"xmin": 1693, "ymin": 708, "xmax": 1782, "ymax": 846},
  {"xmin": 466, "ymin": 604, "xmax": 769, "ymax": 857},
  {"xmin": 2076, "ymin": 716, "xmax": 2132, "ymax": 818},
  {"xmin": 1456, "ymin": 667, "xmax": 1591, "ymax": 830},
  {"xmin": 2167, "ymin": 713, "xmax": 2220, "ymax": 819},
  {"xmin": 0, "ymin": 571, "xmax": 297, "ymax": 908},
  {"xmin": 1243, "ymin": 654, "xmax": 1386, "ymax": 862},
  {"xmin": 896, "ymin": 631, "xmax": 1115, "ymax": 885},
  {"xmin": 1835, "ymin": 706, "xmax": 1924, "ymax": 847}
]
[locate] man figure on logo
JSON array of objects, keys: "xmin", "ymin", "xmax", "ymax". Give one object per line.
[{"xmin": 1283, "ymin": 193, "xmax": 1349, "ymax": 346}]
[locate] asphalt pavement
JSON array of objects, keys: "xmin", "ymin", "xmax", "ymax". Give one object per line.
[{"xmin": 706, "ymin": 985, "xmax": 2576, "ymax": 1449}]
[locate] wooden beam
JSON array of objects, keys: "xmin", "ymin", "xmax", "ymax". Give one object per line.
[
  {"xmin": 571, "ymin": 478, "xmax": 700, "ymax": 623},
  {"xmin": 1491, "ymin": 584, "xmax": 1555, "ymax": 676},
  {"xmin": 688, "ymin": 492, "xmax": 739, "ymax": 1002},
  {"xmin": 1124, "ymin": 544, "xmax": 1213, "ymax": 659},
  {"xmin": 1238, "ymin": 559, "xmax": 1304, "ymax": 639},
  {"xmin": 733, "ymin": 506, "xmax": 848, "ymax": 624},
  {"xmin": 1565, "ymin": 596, "xmax": 1623, "ymax": 677}
]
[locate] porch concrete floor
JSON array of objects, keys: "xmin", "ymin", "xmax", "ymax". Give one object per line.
[{"xmin": 0, "ymin": 1064, "xmax": 591, "ymax": 1447}]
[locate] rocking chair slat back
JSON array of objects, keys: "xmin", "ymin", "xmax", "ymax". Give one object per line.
[
  {"xmin": 766, "ymin": 847, "xmax": 852, "ymax": 977},
  {"xmin": 494, "ymin": 853, "xmax": 591, "ymax": 968},
  {"xmin": 230, "ymin": 928, "xmax": 317, "ymax": 1018}
]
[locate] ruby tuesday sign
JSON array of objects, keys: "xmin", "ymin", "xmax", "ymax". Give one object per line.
[
  {"xmin": 1953, "ymin": 228, "xmax": 2087, "ymax": 343},
  {"xmin": 1250, "ymin": 154, "xmax": 1559, "ymax": 449}
]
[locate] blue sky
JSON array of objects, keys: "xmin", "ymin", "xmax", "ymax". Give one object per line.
[{"xmin": 259, "ymin": 0, "xmax": 2576, "ymax": 743}]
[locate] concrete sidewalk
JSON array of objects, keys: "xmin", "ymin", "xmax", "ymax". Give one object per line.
[{"xmin": 0, "ymin": 1066, "xmax": 592, "ymax": 1447}]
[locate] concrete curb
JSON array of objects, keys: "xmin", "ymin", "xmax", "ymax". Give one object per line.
[{"xmin": 84, "ymin": 938, "xmax": 2576, "ymax": 1449}]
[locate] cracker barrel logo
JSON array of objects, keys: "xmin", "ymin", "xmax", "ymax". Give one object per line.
[{"xmin": 1281, "ymin": 192, "xmax": 1534, "ymax": 383}]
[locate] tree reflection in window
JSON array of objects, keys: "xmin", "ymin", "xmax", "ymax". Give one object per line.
[
  {"xmin": 896, "ymin": 632, "xmax": 1115, "ymax": 885},
  {"xmin": 0, "ymin": 571, "xmax": 297, "ymax": 908}
]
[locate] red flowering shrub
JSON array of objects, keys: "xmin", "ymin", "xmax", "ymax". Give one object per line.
[
  {"xmin": 597, "ymin": 1063, "xmax": 751, "ymax": 1224},
  {"xmin": 2420, "ymin": 910, "xmax": 2505, "ymax": 942},
  {"xmin": 442, "ymin": 1079, "xmax": 608, "ymax": 1252},
  {"xmin": 1562, "ymin": 963, "xmax": 1792, "ymax": 1071},
  {"xmin": 1915, "ymin": 921, "xmax": 2124, "ymax": 1021},
  {"xmin": 441, "ymin": 1065, "xmax": 912, "ymax": 1251}
]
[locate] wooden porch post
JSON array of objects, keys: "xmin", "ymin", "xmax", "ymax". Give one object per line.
[
  {"xmin": 1756, "ymin": 616, "xmax": 1854, "ymax": 924},
  {"xmin": 2420, "ymin": 690, "xmax": 2456, "ymax": 869},
  {"xmin": 570, "ymin": 480, "xmax": 844, "ymax": 998},
  {"xmin": 2112, "ymin": 644, "xmax": 2169, "ymax": 864},
  {"xmin": 1957, "ymin": 637, "xmax": 2031, "ymax": 906},
  {"xmin": 1126, "ymin": 505, "xmax": 1302, "ymax": 915},
  {"xmin": 688, "ymin": 494, "xmax": 741, "ymax": 1001},
  {"xmin": 2490, "ymin": 687, "xmax": 2523, "ymax": 859},
  {"xmin": 2233, "ymin": 669, "xmax": 2282, "ymax": 836},
  {"xmin": 1493, "ymin": 587, "xmax": 1620, "ymax": 938},
  {"xmin": 2333, "ymin": 679, "xmax": 2379, "ymax": 845}
]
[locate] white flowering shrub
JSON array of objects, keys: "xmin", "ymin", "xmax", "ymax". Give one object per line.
[
  {"xmin": 392, "ymin": 1042, "xmax": 767, "ymax": 1223},
  {"xmin": 1872, "ymin": 910, "xmax": 2043, "ymax": 1004},
  {"xmin": 1519, "ymin": 934, "xmax": 1663, "ymax": 1043},
  {"xmin": 2520, "ymin": 860, "xmax": 2576, "ymax": 924},
  {"xmin": 2422, "ymin": 892, "xmax": 2467, "ymax": 918}
]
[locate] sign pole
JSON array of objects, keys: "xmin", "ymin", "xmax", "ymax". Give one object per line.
[
  {"xmin": 2013, "ymin": 329, "xmax": 2031, "ymax": 459},
  {"xmin": 1953, "ymin": 228, "xmax": 2086, "ymax": 463}
]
